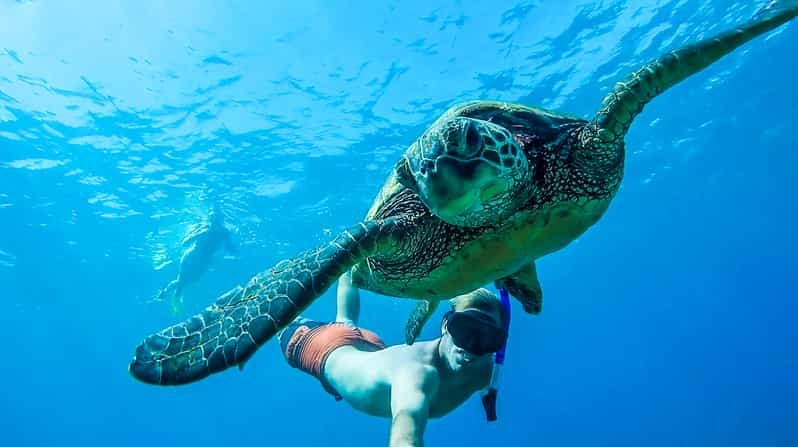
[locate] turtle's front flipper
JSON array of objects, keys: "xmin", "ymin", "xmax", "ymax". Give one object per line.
[
  {"xmin": 129, "ymin": 219, "xmax": 402, "ymax": 386},
  {"xmin": 405, "ymin": 299, "xmax": 440, "ymax": 345},
  {"xmin": 495, "ymin": 261, "xmax": 542, "ymax": 314},
  {"xmin": 586, "ymin": 0, "xmax": 798, "ymax": 147}
]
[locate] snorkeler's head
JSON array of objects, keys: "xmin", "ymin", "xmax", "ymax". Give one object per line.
[{"xmin": 439, "ymin": 289, "xmax": 508, "ymax": 372}]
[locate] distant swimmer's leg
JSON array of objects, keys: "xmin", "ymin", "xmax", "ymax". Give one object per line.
[
  {"xmin": 170, "ymin": 281, "xmax": 184, "ymax": 315},
  {"xmin": 154, "ymin": 279, "xmax": 177, "ymax": 303},
  {"xmin": 169, "ymin": 245, "xmax": 194, "ymax": 314}
]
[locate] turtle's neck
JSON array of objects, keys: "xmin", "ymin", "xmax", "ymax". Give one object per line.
[
  {"xmin": 513, "ymin": 124, "xmax": 618, "ymax": 211},
  {"xmin": 568, "ymin": 124, "xmax": 625, "ymax": 201}
]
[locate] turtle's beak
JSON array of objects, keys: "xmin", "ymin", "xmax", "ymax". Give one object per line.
[
  {"xmin": 432, "ymin": 191, "xmax": 482, "ymax": 222},
  {"xmin": 418, "ymin": 158, "xmax": 498, "ymax": 222}
]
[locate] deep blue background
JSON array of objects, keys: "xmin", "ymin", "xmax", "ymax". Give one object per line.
[{"xmin": 1, "ymin": 1, "xmax": 796, "ymax": 446}]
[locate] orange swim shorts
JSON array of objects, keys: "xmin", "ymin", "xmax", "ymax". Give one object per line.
[{"xmin": 279, "ymin": 317, "xmax": 385, "ymax": 400}]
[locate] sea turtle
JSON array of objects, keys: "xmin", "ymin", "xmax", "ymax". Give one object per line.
[{"xmin": 129, "ymin": 1, "xmax": 797, "ymax": 385}]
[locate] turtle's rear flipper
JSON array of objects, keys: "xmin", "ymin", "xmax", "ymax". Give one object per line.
[
  {"xmin": 405, "ymin": 299, "xmax": 440, "ymax": 345},
  {"xmin": 495, "ymin": 261, "xmax": 543, "ymax": 314},
  {"xmin": 129, "ymin": 219, "xmax": 401, "ymax": 386}
]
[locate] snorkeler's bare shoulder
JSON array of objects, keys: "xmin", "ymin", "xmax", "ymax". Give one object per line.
[{"xmin": 339, "ymin": 339, "xmax": 487, "ymax": 419}]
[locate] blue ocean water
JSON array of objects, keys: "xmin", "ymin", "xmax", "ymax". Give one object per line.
[{"xmin": 1, "ymin": 0, "xmax": 796, "ymax": 445}]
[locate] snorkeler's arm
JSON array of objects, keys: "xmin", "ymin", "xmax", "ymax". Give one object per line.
[
  {"xmin": 335, "ymin": 270, "xmax": 359, "ymax": 326},
  {"xmin": 388, "ymin": 366, "xmax": 438, "ymax": 447}
]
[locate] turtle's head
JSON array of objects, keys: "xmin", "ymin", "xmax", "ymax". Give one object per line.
[{"xmin": 405, "ymin": 116, "xmax": 530, "ymax": 227}]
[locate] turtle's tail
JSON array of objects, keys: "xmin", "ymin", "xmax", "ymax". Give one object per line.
[
  {"xmin": 129, "ymin": 219, "xmax": 401, "ymax": 386},
  {"xmin": 586, "ymin": 0, "xmax": 797, "ymax": 146}
]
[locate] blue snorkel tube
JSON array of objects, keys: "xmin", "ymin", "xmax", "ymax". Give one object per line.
[{"xmin": 481, "ymin": 288, "xmax": 511, "ymax": 422}]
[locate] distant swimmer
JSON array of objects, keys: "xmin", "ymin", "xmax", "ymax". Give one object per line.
[{"xmin": 156, "ymin": 203, "xmax": 237, "ymax": 313}]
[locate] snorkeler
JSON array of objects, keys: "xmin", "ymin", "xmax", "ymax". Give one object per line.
[
  {"xmin": 278, "ymin": 271, "xmax": 511, "ymax": 447},
  {"xmin": 156, "ymin": 203, "xmax": 237, "ymax": 313}
]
